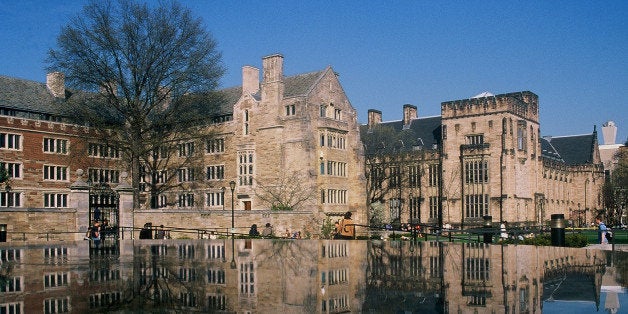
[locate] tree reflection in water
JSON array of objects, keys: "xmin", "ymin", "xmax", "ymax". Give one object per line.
[{"xmin": 0, "ymin": 239, "xmax": 626, "ymax": 313}]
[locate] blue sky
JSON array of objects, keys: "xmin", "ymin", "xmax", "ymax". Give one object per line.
[{"xmin": 1, "ymin": 1, "xmax": 626, "ymax": 143}]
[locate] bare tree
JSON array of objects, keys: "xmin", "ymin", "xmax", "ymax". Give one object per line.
[
  {"xmin": 254, "ymin": 171, "xmax": 318, "ymax": 211},
  {"xmin": 47, "ymin": 0, "xmax": 224, "ymax": 209}
]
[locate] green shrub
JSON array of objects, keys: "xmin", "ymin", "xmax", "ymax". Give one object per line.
[
  {"xmin": 271, "ymin": 204, "xmax": 292, "ymax": 211},
  {"xmin": 565, "ymin": 233, "xmax": 588, "ymax": 247},
  {"xmin": 520, "ymin": 234, "xmax": 551, "ymax": 246}
]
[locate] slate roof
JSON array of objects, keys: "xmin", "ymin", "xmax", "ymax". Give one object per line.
[
  {"xmin": 541, "ymin": 134, "xmax": 596, "ymax": 165},
  {"xmin": 0, "ymin": 68, "xmax": 329, "ymax": 119},
  {"xmin": 0, "ymin": 75, "xmax": 75, "ymax": 117},
  {"xmin": 360, "ymin": 116, "xmax": 443, "ymax": 152}
]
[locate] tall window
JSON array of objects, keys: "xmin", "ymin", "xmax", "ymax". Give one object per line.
[
  {"xmin": 43, "ymin": 138, "xmax": 68, "ymax": 154},
  {"xmin": 389, "ymin": 198, "xmax": 401, "ymax": 221},
  {"xmin": 409, "ymin": 196, "xmax": 420, "ymax": 222},
  {"xmin": 408, "ymin": 165, "xmax": 420, "ymax": 188},
  {"xmin": 0, "ymin": 133, "xmax": 21, "ymax": 150},
  {"xmin": 389, "ymin": 166, "xmax": 401, "ymax": 188},
  {"xmin": 88, "ymin": 143, "xmax": 120, "ymax": 158},
  {"xmin": 239, "ymin": 261, "xmax": 255, "ymax": 296},
  {"xmin": 464, "ymin": 160, "xmax": 488, "ymax": 184},
  {"xmin": 244, "ymin": 110, "xmax": 250, "ymax": 135},
  {"xmin": 206, "ymin": 192, "xmax": 224, "ymax": 207},
  {"xmin": 428, "ymin": 164, "xmax": 440, "ymax": 187},
  {"xmin": 465, "ymin": 194, "xmax": 489, "ymax": 218},
  {"xmin": 429, "ymin": 196, "xmax": 439, "ymax": 219},
  {"xmin": 517, "ymin": 120, "xmax": 527, "ymax": 151},
  {"xmin": 238, "ymin": 151, "xmax": 254, "ymax": 186},
  {"xmin": 285, "ymin": 104, "xmax": 295, "ymax": 116},
  {"xmin": 319, "ymin": 104, "xmax": 327, "ymax": 118}
]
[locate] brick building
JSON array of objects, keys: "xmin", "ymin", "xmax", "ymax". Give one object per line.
[
  {"xmin": 0, "ymin": 54, "xmax": 366, "ymax": 240},
  {"xmin": 362, "ymin": 91, "xmax": 605, "ymax": 228}
]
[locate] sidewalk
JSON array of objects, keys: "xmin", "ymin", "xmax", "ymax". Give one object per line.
[{"xmin": 586, "ymin": 243, "xmax": 628, "ymax": 252}]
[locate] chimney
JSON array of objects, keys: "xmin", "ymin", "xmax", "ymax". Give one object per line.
[
  {"xmin": 46, "ymin": 72, "xmax": 65, "ymax": 98},
  {"xmin": 403, "ymin": 104, "xmax": 417, "ymax": 127},
  {"xmin": 602, "ymin": 121, "xmax": 617, "ymax": 145},
  {"xmin": 261, "ymin": 54, "xmax": 284, "ymax": 103},
  {"xmin": 242, "ymin": 66, "xmax": 260, "ymax": 95},
  {"xmin": 368, "ymin": 109, "xmax": 382, "ymax": 128},
  {"xmin": 262, "ymin": 54, "xmax": 283, "ymax": 83}
]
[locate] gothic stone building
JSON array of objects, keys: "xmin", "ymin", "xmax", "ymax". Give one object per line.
[
  {"xmin": 362, "ymin": 91, "xmax": 605, "ymax": 228},
  {"xmin": 0, "ymin": 54, "xmax": 366, "ymax": 240}
]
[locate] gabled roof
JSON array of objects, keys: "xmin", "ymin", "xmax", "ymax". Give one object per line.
[
  {"xmin": 541, "ymin": 134, "xmax": 596, "ymax": 165},
  {"xmin": 360, "ymin": 116, "xmax": 443, "ymax": 152},
  {"xmin": 0, "ymin": 75, "xmax": 74, "ymax": 117},
  {"xmin": 546, "ymin": 134, "xmax": 596, "ymax": 165}
]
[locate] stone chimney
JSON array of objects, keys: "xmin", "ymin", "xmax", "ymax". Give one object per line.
[
  {"xmin": 403, "ymin": 104, "xmax": 417, "ymax": 127},
  {"xmin": 368, "ymin": 109, "xmax": 382, "ymax": 128},
  {"xmin": 261, "ymin": 54, "xmax": 284, "ymax": 103},
  {"xmin": 242, "ymin": 66, "xmax": 260, "ymax": 95},
  {"xmin": 46, "ymin": 72, "xmax": 65, "ymax": 98},
  {"xmin": 602, "ymin": 120, "xmax": 617, "ymax": 145}
]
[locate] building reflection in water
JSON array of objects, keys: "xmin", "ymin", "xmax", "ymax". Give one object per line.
[{"xmin": 0, "ymin": 239, "xmax": 625, "ymax": 313}]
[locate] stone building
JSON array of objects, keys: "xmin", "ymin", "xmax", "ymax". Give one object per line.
[
  {"xmin": 362, "ymin": 91, "xmax": 605, "ymax": 228},
  {"xmin": 0, "ymin": 54, "xmax": 366, "ymax": 240}
]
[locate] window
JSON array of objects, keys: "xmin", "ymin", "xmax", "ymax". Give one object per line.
[
  {"xmin": 44, "ymin": 272, "xmax": 69, "ymax": 289},
  {"xmin": 206, "ymin": 165, "xmax": 224, "ymax": 180},
  {"xmin": 409, "ymin": 196, "xmax": 420, "ymax": 222},
  {"xmin": 0, "ymin": 192, "xmax": 21, "ymax": 207},
  {"xmin": 389, "ymin": 166, "xmax": 401, "ymax": 188},
  {"xmin": 207, "ymin": 244, "xmax": 225, "ymax": 259},
  {"xmin": 428, "ymin": 164, "xmax": 440, "ymax": 187},
  {"xmin": 43, "ymin": 138, "xmax": 68, "ymax": 154},
  {"xmin": 88, "ymin": 168, "xmax": 120, "ymax": 183},
  {"xmin": 0, "ymin": 249, "xmax": 22, "ymax": 262},
  {"xmin": 0, "ymin": 302, "xmax": 23, "ymax": 313},
  {"xmin": 466, "ymin": 134, "xmax": 484, "ymax": 145},
  {"xmin": 178, "ymin": 142, "xmax": 195, "ymax": 157},
  {"xmin": 239, "ymin": 261, "xmax": 255, "ymax": 296},
  {"xmin": 177, "ymin": 168, "xmax": 195, "ymax": 182},
  {"xmin": 0, "ymin": 276, "xmax": 22, "ymax": 292},
  {"xmin": 44, "ymin": 297, "xmax": 70, "ymax": 313},
  {"xmin": 88, "ymin": 143, "xmax": 120, "ymax": 158},
  {"xmin": 334, "ymin": 108, "xmax": 342, "ymax": 120},
  {"xmin": 207, "ymin": 268, "xmax": 225, "ymax": 284},
  {"xmin": 89, "ymin": 292, "xmax": 121, "ymax": 309},
  {"xmin": 206, "ymin": 191, "xmax": 224, "ymax": 207},
  {"xmin": 389, "ymin": 198, "xmax": 401, "ymax": 221},
  {"xmin": 178, "ymin": 267, "xmax": 197, "ymax": 282},
  {"xmin": 152, "ymin": 146, "xmax": 168, "ymax": 160},
  {"xmin": 205, "ymin": 138, "xmax": 225, "ymax": 154},
  {"xmin": 464, "ymin": 160, "xmax": 488, "ymax": 184},
  {"xmin": 244, "ymin": 110, "xmax": 250, "ymax": 135},
  {"xmin": 324, "ymin": 189, "xmax": 347, "ymax": 204},
  {"xmin": 408, "ymin": 165, "xmax": 420, "ymax": 188},
  {"xmin": 1, "ymin": 162, "xmax": 21, "ymax": 179},
  {"xmin": 44, "ymin": 193, "xmax": 68, "ymax": 208},
  {"xmin": 429, "ymin": 196, "xmax": 439, "ymax": 219},
  {"xmin": 285, "ymin": 104, "xmax": 295, "ymax": 116},
  {"xmin": 465, "ymin": 257, "xmax": 490, "ymax": 281},
  {"xmin": 320, "ymin": 104, "xmax": 327, "ymax": 118},
  {"xmin": 238, "ymin": 151, "xmax": 254, "ymax": 186},
  {"xmin": 207, "ymin": 294, "xmax": 226, "ymax": 310},
  {"xmin": 44, "ymin": 165, "xmax": 68, "ymax": 181},
  {"xmin": 0, "ymin": 133, "xmax": 21, "ymax": 150},
  {"xmin": 465, "ymin": 194, "xmax": 489, "ymax": 218},
  {"xmin": 517, "ymin": 120, "xmax": 527, "ymax": 151},
  {"xmin": 178, "ymin": 193, "xmax": 195, "ymax": 207}
]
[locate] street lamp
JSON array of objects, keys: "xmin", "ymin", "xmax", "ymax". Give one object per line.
[
  {"xmin": 221, "ymin": 186, "xmax": 226, "ymax": 211},
  {"xmin": 230, "ymin": 235, "xmax": 237, "ymax": 269},
  {"xmin": 409, "ymin": 192, "xmax": 414, "ymax": 239},
  {"xmin": 229, "ymin": 181, "xmax": 236, "ymax": 233}
]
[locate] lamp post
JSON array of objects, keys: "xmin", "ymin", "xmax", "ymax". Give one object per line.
[
  {"xmin": 229, "ymin": 181, "xmax": 236, "ymax": 233},
  {"xmin": 221, "ymin": 187, "xmax": 226, "ymax": 211},
  {"xmin": 409, "ymin": 192, "xmax": 414, "ymax": 240}
]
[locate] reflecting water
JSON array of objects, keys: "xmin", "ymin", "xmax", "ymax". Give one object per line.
[{"xmin": 0, "ymin": 239, "xmax": 626, "ymax": 313}]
